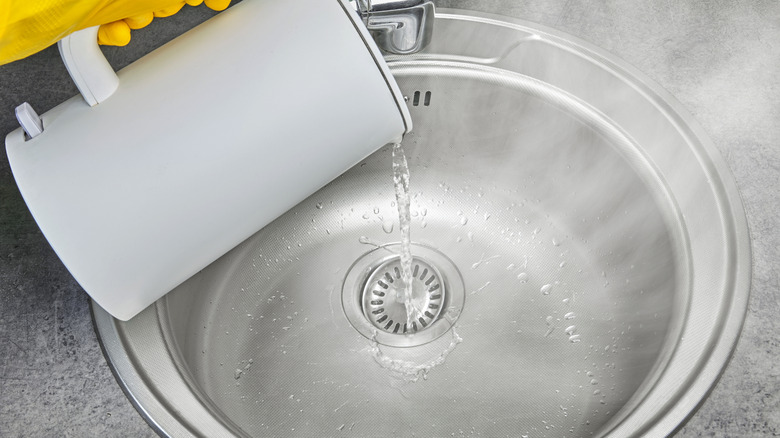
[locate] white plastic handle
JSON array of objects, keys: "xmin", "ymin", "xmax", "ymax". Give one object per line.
[{"xmin": 57, "ymin": 26, "xmax": 119, "ymax": 106}]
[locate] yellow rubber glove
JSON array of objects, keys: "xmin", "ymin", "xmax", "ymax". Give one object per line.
[{"xmin": 0, "ymin": 0, "xmax": 231, "ymax": 65}]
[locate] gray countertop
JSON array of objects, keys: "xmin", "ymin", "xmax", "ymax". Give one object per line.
[{"xmin": 0, "ymin": 1, "xmax": 777, "ymax": 436}]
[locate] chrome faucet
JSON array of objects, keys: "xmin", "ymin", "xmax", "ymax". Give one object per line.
[{"xmin": 353, "ymin": 0, "xmax": 434, "ymax": 55}]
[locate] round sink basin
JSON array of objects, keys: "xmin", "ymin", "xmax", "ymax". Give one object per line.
[{"xmin": 93, "ymin": 9, "xmax": 750, "ymax": 438}]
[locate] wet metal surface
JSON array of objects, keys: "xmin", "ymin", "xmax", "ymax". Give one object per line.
[{"xmin": 95, "ymin": 10, "xmax": 747, "ymax": 437}]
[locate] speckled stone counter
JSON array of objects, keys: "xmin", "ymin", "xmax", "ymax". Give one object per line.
[{"xmin": 1, "ymin": 1, "xmax": 777, "ymax": 436}]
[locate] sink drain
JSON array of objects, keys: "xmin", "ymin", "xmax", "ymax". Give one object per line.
[
  {"xmin": 343, "ymin": 242, "xmax": 465, "ymax": 347},
  {"xmin": 362, "ymin": 256, "xmax": 445, "ymax": 334}
]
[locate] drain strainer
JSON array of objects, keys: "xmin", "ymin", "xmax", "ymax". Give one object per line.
[
  {"xmin": 362, "ymin": 257, "xmax": 445, "ymax": 334},
  {"xmin": 343, "ymin": 242, "xmax": 465, "ymax": 347}
]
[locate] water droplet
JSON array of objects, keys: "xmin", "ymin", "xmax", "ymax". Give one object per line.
[
  {"xmin": 552, "ymin": 237, "xmax": 560, "ymax": 246},
  {"xmin": 559, "ymin": 261, "xmax": 567, "ymax": 268},
  {"xmin": 506, "ymin": 263, "xmax": 516, "ymax": 270},
  {"xmin": 373, "ymin": 207, "xmax": 380, "ymax": 214},
  {"xmin": 470, "ymin": 281, "xmax": 491, "ymax": 295},
  {"xmin": 564, "ymin": 312, "xmax": 576, "ymax": 320},
  {"xmin": 467, "ymin": 231, "xmax": 474, "ymax": 241},
  {"xmin": 315, "ymin": 202, "xmax": 323, "ymax": 209},
  {"xmin": 541, "ymin": 284, "xmax": 552, "ymax": 295},
  {"xmin": 420, "ymin": 220, "xmax": 427, "ymax": 228},
  {"xmin": 545, "ymin": 316, "xmax": 554, "ymax": 325},
  {"xmin": 234, "ymin": 369, "xmax": 243, "ymax": 379},
  {"xmin": 382, "ymin": 220, "xmax": 394, "ymax": 234},
  {"xmin": 565, "ymin": 325, "xmax": 577, "ymax": 335},
  {"xmin": 517, "ymin": 272, "xmax": 529, "ymax": 283},
  {"xmin": 362, "ymin": 212, "xmax": 370, "ymax": 219},
  {"xmin": 590, "ymin": 379, "xmax": 599, "ymax": 385},
  {"xmin": 593, "ymin": 389, "xmax": 601, "ymax": 395},
  {"xmin": 460, "ymin": 216, "xmax": 468, "ymax": 226}
]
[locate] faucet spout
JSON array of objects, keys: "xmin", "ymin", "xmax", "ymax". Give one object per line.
[{"xmin": 354, "ymin": 0, "xmax": 434, "ymax": 55}]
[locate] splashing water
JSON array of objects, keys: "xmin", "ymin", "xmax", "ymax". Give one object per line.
[
  {"xmin": 369, "ymin": 328, "xmax": 463, "ymax": 382},
  {"xmin": 392, "ymin": 143, "xmax": 417, "ymax": 328}
]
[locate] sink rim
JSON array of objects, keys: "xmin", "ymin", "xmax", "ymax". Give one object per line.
[{"xmin": 92, "ymin": 8, "xmax": 752, "ymax": 438}]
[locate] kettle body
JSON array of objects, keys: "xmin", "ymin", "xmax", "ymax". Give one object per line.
[{"xmin": 5, "ymin": 0, "xmax": 412, "ymax": 320}]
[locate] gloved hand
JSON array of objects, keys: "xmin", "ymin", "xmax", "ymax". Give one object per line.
[{"xmin": 0, "ymin": 0, "xmax": 231, "ymax": 65}]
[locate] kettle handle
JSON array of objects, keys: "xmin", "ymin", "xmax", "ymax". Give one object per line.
[{"xmin": 57, "ymin": 26, "xmax": 119, "ymax": 106}]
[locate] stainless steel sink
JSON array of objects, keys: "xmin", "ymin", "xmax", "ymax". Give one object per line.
[{"xmin": 93, "ymin": 9, "xmax": 750, "ymax": 437}]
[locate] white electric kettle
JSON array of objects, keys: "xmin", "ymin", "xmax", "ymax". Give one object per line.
[{"xmin": 5, "ymin": 0, "xmax": 431, "ymax": 320}]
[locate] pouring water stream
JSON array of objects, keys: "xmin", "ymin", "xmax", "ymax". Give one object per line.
[{"xmin": 391, "ymin": 142, "xmax": 418, "ymax": 329}]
